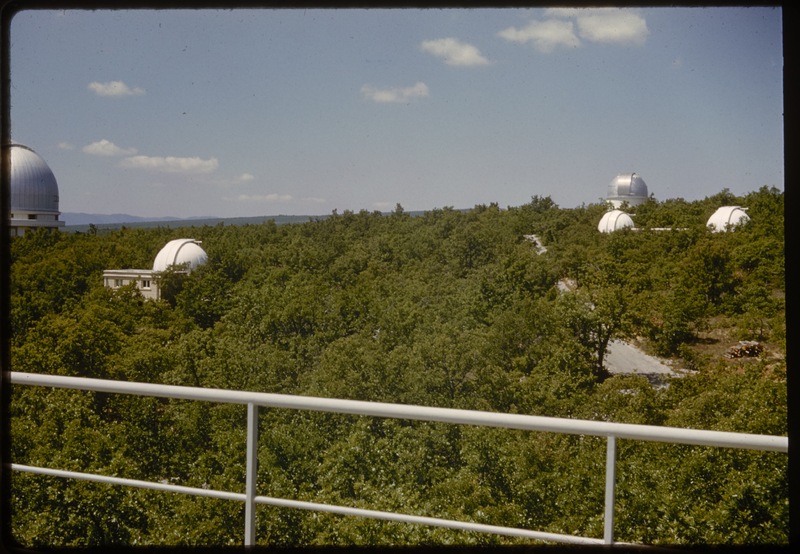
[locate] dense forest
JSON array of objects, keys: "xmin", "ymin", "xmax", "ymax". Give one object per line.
[{"xmin": 5, "ymin": 186, "xmax": 787, "ymax": 546}]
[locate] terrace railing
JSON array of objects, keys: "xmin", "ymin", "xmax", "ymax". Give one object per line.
[{"xmin": 8, "ymin": 371, "xmax": 789, "ymax": 546}]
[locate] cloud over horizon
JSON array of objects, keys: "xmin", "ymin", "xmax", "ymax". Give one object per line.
[
  {"xmin": 120, "ymin": 155, "xmax": 219, "ymax": 174},
  {"xmin": 420, "ymin": 38, "xmax": 490, "ymax": 66},
  {"xmin": 230, "ymin": 193, "xmax": 293, "ymax": 203},
  {"xmin": 83, "ymin": 139, "xmax": 137, "ymax": 157},
  {"xmin": 88, "ymin": 80, "xmax": 146, "ymax": 97},
  {"xmin": 361, "ymin": 82, "xmax": 429, "ymax": 103}
]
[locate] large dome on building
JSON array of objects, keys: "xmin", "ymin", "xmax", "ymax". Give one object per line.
[
  {"xmin": 707, "ymin": 206, "xmax": 750, "ymax": 233},
  {"xmin": 153, "ymin": 239, "xmax": 208, "ymax": 272},
  {"xmin": 7, "ymin": 143, "xmax": 65, "ymax": 236},
  {"xmin": 607, "ymin": 173, "xmax": 649, "ymax": 208},
  {"xmin": 598, "ymin": 209, "xmax": 635, "ymax": 233},
  {"xmin": 8, "ymin": 144, "xmax": 60, "ymax": 214}
]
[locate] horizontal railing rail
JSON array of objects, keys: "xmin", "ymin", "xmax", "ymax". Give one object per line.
[{"xmin": 8, "ymin": 371, "xmax": 789, "ymax": 546}]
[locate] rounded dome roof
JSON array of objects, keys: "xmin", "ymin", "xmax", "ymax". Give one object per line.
[
  {"xmin": 598, "ymin": 209, "xmax": 635, "ymax": 233},
  {"xmin": 707, "ymin": 206, "xmax": 749, "ymax": 232},
  {"xmin": 607, "ymin": 173, "xmax": 648, "ymax": 206},
  {"xmin": 8, "ymin": 144, "xmax": 60, "ymax": 213},
  {"xmin": 153, "ymin": 239, "xmax": 208, "ymax": 272}
]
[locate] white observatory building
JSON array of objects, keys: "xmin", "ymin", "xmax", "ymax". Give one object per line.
[
  {"xmin": 7, "ymin": 144, "xmax": 65, "ymax": 236},
  {"xmin": 103, "ymin": 238, "xmax": 208, "ymax": 300},
  {"xmin": 606, "ymin": 173, "xmax": 649, "ymax": 208}
]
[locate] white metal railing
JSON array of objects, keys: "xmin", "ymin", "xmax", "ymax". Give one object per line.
[{"xmin": 8, "ymin": 371, "xmax": 789, "ymax": 546}]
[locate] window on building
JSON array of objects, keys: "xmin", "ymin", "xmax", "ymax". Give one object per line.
[
  {"xmin": 141, "ymin": 280, "xmax": 151, "ymax": 289},
  {"xmin": 114, "ymin": 279, "xmax": 123, "ymax": 287}
]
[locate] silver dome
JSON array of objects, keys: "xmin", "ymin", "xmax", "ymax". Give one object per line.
[
  {"xmin": 607, "ymin": 173, "xmax": 648, "ymax": 207},
  {"xmin": 8, "ymin": 144, "xmax": 60, "ymax": 213}
]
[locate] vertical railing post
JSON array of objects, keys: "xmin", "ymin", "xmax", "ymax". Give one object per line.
[
  {"xmin": 603, "ymin": 434, "xmax": 617, "ymax": 545},
  {"xmin": 244, "ymin": 403, "xmax": 259, "ymax": 546}
]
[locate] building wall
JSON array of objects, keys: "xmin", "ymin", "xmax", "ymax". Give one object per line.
[
  {"xmin": 9, "ymin": 209, "xmax": 65, "ymax": 236},
  {"xmin": 102, "ymin": 270, "xmax": 160, "ymax": 300},
  {"xmin": 605, "ymin": 196, "xmax": 647, "ymax": 209}
]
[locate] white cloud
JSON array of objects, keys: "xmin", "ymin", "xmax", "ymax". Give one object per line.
[
  {"xmin": 88, "ymin": 80, "xmax": 146, "ymax": 97},
  {"xmin": 231, "ymin": 193, "xmax": 293, "ymax": 203},
  {"xmin": 499, "ymin": 9, "xmax": 647, "ymax": 52},
  {"xmin": 544, "ymin": 8, "xmax": 583, "ymax": 18},
  {"xmin": 420, "ymin": 38, "xmax": 490, "ymax": 66},
  {"xmin": 58, "ymin": 142, "xmax": 75, "ymax": 150},
  {"xmin": 304, "ymin": 197, "xmax": 327, "ymax": 204},
  {"xmin": 83, "ymin": 139, "xmax": 137, "ymax": 157},
  {"xmin": 576, "ymin": 9, "xmax": 649, "ymax": 45},
  {"xmin": 238, "ymin": 173, "xmax": 255, "ymax": 182},
  {"xmin": 120, "ymin": 155, "xmax": 218, "ymax": 174},
  {"xmin": 498, "ymin": 19, "xmax": 580, "ymax": 53},
  {"xmin": 361, "ymin": 81, "xmax": 429, "ymax": 104}
]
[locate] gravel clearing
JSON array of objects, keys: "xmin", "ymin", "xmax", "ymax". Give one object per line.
[{"xmin": 605, "ymin": 339, "xmax": 674, "ymax": 375}]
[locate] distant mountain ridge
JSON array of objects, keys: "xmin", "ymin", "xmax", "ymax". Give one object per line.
[
  {"xmin": 61, "ymin": 210, "xmax": 431, "ymax": 231},
  {"xmin": 61, "ymin": 212, "xmax": 323, "ymax": 231},
  {"xmin": 62, "ymin": 212, "xmax": 203, "ymax": 226}
]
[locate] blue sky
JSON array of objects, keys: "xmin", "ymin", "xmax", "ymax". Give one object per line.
[{"xmin": 9, "ymin": 6, "xmax": 783, "ymax": 218}]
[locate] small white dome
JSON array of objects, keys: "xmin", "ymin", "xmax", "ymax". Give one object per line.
[
  {"xmin": 153, "ymin": 239, "xmax": 208, "ymax": 272},
  {"xmin": 707, "ymin": 206, "xmax": 749, "ymax": 232},
  {"xmin": 598, "ymin": 209, "xmax": 634, "ymax": 233}
]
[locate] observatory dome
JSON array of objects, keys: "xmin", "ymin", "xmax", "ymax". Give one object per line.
[
  {"xmin": 707, "ymin": 206, "xmax": 750, "ymax": 233},
  {"xmin": 8, "ymin": 144, "xmax": 60, "ymax": 213},
  {"xmin": 153, "ymin": 239, "xmax": 208, "ymax": 272},
  {"xmin": 598, "ymin": 209, "xmax": 634, "ymax": 233},
  {"xmin": 607, "ymin": 173, "xmax": 648, "ymax": 208},
  {"xmin": 7, "ymin": 144, "xmax": 65, "ymax": 235}
]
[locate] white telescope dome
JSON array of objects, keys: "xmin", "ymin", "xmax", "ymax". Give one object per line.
[
  {"xmin": 598, "ymin": 209, "xmax": 634, "ymax": 233},
  {"xmin": 707, "ymin": 206, "xmax": 749, "ymax": 233},
  {"xmin": 153, "ymin": 239, "xmax": 208, "ymax": 272}
]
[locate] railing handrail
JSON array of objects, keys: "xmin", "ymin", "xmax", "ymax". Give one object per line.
[
  {"xmin": 7, "ymin": 371, "xmax": 789, "ymax": 547},
  {"xmin": 9, "ymin": 371, "xmax": 788, "ymax": 452},
  {"xmin": 8, "ymin": 463, "xmax": 605, "ymax": 545}
]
